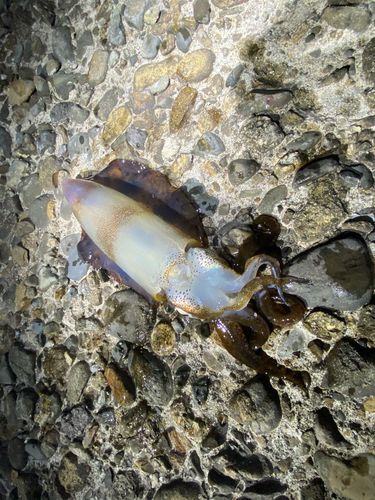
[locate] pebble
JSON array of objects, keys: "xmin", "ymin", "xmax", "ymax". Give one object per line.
[
  {"xmin": 285, "ymin": 235, "xmax": 374, "ymax": 311},
  {"xmin": 134, "ymin": 55, "xmax": 180, "ymax": 91},
  {"xmin": 126, "ymin": 127, "xmax": 148, "ymax": 149},
  {"xmin": 144, "ymin": 5, "xmax": 160, "ymax": 25},
  {"xmin": 8, "ymin": 438, "xmax": 28, "ymax": 470},
  {"xmin": 315, "ymin": 451, "xmax": 375, "ymax": 500},
  {"xmin": 104, "ymin": 365, "xmax": 135, "ymax": 406},
  {"xmin": 61, "ymin": 406, "xmax": 92, "ymax": 441},
  {"xmin": 194, "ymin": 0, "xmax": 211, "ymax": 24},
  {"xmin": 238, "ymin": 91, "xmax": 293, "ymax": 116},
  {"xmin": 124, "ymin": 0, "xmax": 149, "ymax": 31},
  {"xmin": 18, "ymin": 173, "xmax": 42, "ymax": 209},
  {"xmin": 102, "ymin": 105, "xmax": 132, "ymax": 146},
  {"xmin": 50, "ymin": 102, "xmax": 89, "ymax": 125},
  {"xmin": 12, "ymin": 245, "xmax": 29, "ymax": 266},
  {"xmin": 40, "ymin": 429, "xmax": 59, "ymax": 458},
  {"xmin": 196, "ymin": 132, "xmax": 225, "ymax": 155},
  {"xmin": 67, "ymin": 360, "xmax": 91, "ymax": 404},
  {"xmin": 182, "ymin": 178, "xmax": 219, "ymax": 216},
  {"xmin": 19, "ymin": 133, "xmax": 37, "ymax": 155},
  {"xmin": 0, "ymin": 127, "xmax": 12, "ymax": 158},
  {"xmin": 108, "ymin": 13, "xmax": 126, "ymax": 47},
  {"xmin": 36, "ymin": 130, "xmax": 56, "ymax": 155},
  {"xmin": 58, "ymin": 453, "xmax": 91, "ymax": 494},
  {"xmin": 33, "ymin": 75, "xmax": 49, "ymax": 97},
  {"xmin": 66, "ymin": 245, "xmax": 90, "ymax": 281},
  {"xmin": 16, "ymin": 388, "xmax": 38, "ymax": 421},
  {"xmin": 52, "ymin": 26, "xmax": 75, "ymax": 66},
  {"xmin": 29, "ymin": 194, "xmax": 55, "ymax": 229},
  {"xmin": 94, "ymin": 88, "xmax": 119, "ymax": 120},
  {"xmin": 155, "ymin": 480, "xmax": 202, "ymax": 500},
  {"xmin": 129, "ymin": 347, "xmax": 173, "ymax": 406},
  {"xmin": 149, "ymin": 74, "xmax": 170, "ymax": 95},
  {"xmin": 177, "ymin": 49, "xmax": 215, "ymax": 83},
  {"xmin": 8, "ymin": 79, "xmax": 35, "ymax": 106},
  {"xmin": 170, "ymin": 86, "xmax": 198, "ymax": 132},
  {"xmin": 25, "ymin": 441, "xmax": 46, "ymax": 461},
  {"xmin": 30, "ymin": 100, "xmax": 45, "ymax": 116},
  {"xmin": 293, "ymin": 156, "xmax": 339, "ymax": 188},
  {"xmin": 140, "ymin": 33, "xmax": 161, "ymax": 59},
  {"xmin": 101, "ymin": 289, "xmax": 153, "ymax": 343},
  {"xmin": 258, "ymin": 185, "xmax": 288, "ymax": 214},
  {"xmin": 76, "ymin": 30, "xmax": 94, "ymax": 59},
  {"xmin": 314, "ymin": 407, "xmax": 351, "ymax": 449},
  {"xmin": 8, "ymin": 345, "xmax": 36, "ymax": 386},
  {"xmin": 151, "ymin": 323, "xmax": 176, "ymax": 356},
  {"xmin": 286, "ymin": 131, "xmax": 322, "ymax": 152},
  {"xmin": 322, "ymin": 6, "xmax": 371, "ymax": 33},
  {"xmin": 68, "ymin": 132, "xmax": 91, "ymax": 159},
  {"xmin": 197, "ymin": 108, "xmax": 220, "ymax": 132},
  {"xmin": 0, "ymin": 324, "xmax": 15, "ymax": 357},
  {"xmin": 176, "ymin": 28, "xmax": 192, "ymax": 53},
  {"xmin": 35, "ymin": 392, "xmax": 62, "ymax": 427},
  {"xmin": 340, "ymin": 164, "xmax": 374, "ymax": 190},
  {"xmin": 52, "ymin": 71, "xmax": 77, "ymax": 100},
  {"xmin": 38, "ymin": 265, "xmax": 58, "ymax": 291},
  {"xmin": 192, "ymin": 375, "xmax": 210, "ymax": 404},
  {"xmin": 229, "ymin": 375, "xmax": 282, "ymax": 434},
  {"xmin": 363, "ymin": 37, "xmax": 375, "ymax": 83},
  {"xmin": 61, "ymin": 233, "xmax": 81, "ymax": 257},
  {"xmin": 228, "ymin": 159, "xmax": 260, "ymax": 186},
  {"xmin": 0, "ymin": 355, "xmax": 16, "ymax": 384},
  {"xmin": 225, "ymin": 63, "xmax": 245, "ymax": 88},
  {"xmin": 119, "ymin": 400, "xmax": 151, "ymax": 438},
  {"xmin": 46, "ymin": 59, "xmax": 60, "ymax": 76},
  {"xmin": 88, "ymin": 50, "xmax": 109, "ymax": 87},
  {"xmin": 160, "ymin": 33, "xmax": 176, "ymax": 56}
]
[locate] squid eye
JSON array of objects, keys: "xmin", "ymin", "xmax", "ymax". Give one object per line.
[{"xmin": 168, "ymin": 263, "xmax": 191, "ymax": 286}]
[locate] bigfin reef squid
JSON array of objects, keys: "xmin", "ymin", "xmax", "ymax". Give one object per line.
[{"xmin": 60, "ymin": 159, "xmax": 310, "ymax": 391}]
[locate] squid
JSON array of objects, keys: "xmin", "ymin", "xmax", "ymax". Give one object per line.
[{"xmin": 62, "ymin": 177, "xmax": 301, "ymax": 324}]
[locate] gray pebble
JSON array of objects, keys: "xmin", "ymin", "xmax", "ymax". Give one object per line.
[
  {"xmin": 50, "ymin": 102, "xmax": 89, "ymax": 125},
  {"xmin": 19, "ymin": 133, "xmax": 36, "ymax": 156},
  {"xmin": 8, "ymin": 345, "xmax": 36, "ymax": 386},
  {"xmin": 36, "ymin": 130, "xmax": 56, "ymax": 155},
  {"xmin": 149, "ymin": 74, "xmax": 170, "ymax": 95},
  {"xmin": 127, "ymin": 128, "xmax": 148, "ymax": 149},
  {"xmin": 68, "ymin": 132, "xmax": 91, "ymax": 160},
  {"xmin": 0, "ymin": 127, "xmax": 12, "ymax": 158},
  {"xmin": 286, "ymin": 131, "xmax": 322, "ymax": 152},
  {"xmin": 41, "ymin": 429, "xmax": 59, "ymax": 458},
  {"xmin": 194, "ymin": 0, "xmax": 211, "ymax": 24},
  {"xmin": 96, "ymin": 407, "xmax": 116, "ymax": 426},
  {"xmin": 34, "ymin": 75, "xmax": 49, "ymax": 97},
  {"xmin": 61, "ymin": 406, "xmax": 92, "ymax": 441},
  {"xmin": 196, "ymin": 132, "xmax": 225, "ymax": 156},
  {"xmin": 226, "ymin": 64, "xmax": 245, "ymax": 88},
  {"xmin": 341, "ymin": 164, "xmax": 374, "ymax": 190},
  {"xmin": 228, "ymin": 159, "xmax": 260, "ymax": 186},
  {"xmin": 52, "ymin": 72, "xmax": 77, "ymax": 100},
  {"xmin": 76, "ymin": 30, "xmax": 94, "ymax": 60},
  {"xmin": 322, "ymin": 5, "xmax": 371, "ymax": 33},
  {"xmin": 293, "ymin": 156, "xmax": 339, "ymax": 188},
  {"xmin": 16, "ymin": 388, "xmax": 38, "ymax": 421},
  {"xmin": 8, "ymin": 438, "xmax": 28, "ymax": 470},
  {"xmin": 182, "ymin": 178, "xmax": 219, "ymax": 216},
  {"xmin": 61, "ymin": 233, "xmax": 81, "ymax": 257},
  {"xmin": 30, "ymin": 100, "xmax": 45, "ymax": 117},
  {"xmin": 284, "ymin": 235, "xmax": 374, "ymax": 312},
  {"xmin": 0, "ymin": 355, "xmax": 16, "ymax": 384},
  {"xmin": 18, "ymin": 174, "xmax": 42, "ymax": 209},
  {"xmin": 67, "ymin": 360, "xmax": 91, "ymax": 404},
  {"xmin": 108, "ymin": 13, "xmax": 126, "ymax": 47},
  {"xmin": 124, "ymin": 0, "xmax": 150, "ymax": 31},
  {"xmin": 25, "ymin": 441, "xmax": 47, "ymax": 461},
  {"xmin": 29, "ymin": 194, "xmax": 54, "ymax": 229},
  {"xmin": 129, "ymin": 347, "xmax": 173, "ymax": 406},
  {"xmin": 67, "ymin": 245, "xmax": 90, "ymax": 281},
  {"xmin": 94, "ymin": 89, "xmax": 120, "ymax": 120},
  {"xmin": 176, "ymin": 27, "xmax": 192, "ymax": 53},
  {"xmin": 258, "ymin": 185, "xmax": 288, "ymax": 214},
  {"xmin": 101, "ymin": 289, "xmax": 153, "ymax": 343},
  {"xmin": 140, "ymin": 33, "xmax": 161, "ymax": 59},
  {"xmin": 52, "ymin": 26, "xmax": 75, "ymax": 66},
  {"xmin": 38, "ymin": 266, "xmax": 58, "ymax": 291}
]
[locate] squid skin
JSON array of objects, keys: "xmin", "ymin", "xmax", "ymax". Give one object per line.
[{"xmin": 62, "ymin": 178, "xmax": 298, "ymax": 321}]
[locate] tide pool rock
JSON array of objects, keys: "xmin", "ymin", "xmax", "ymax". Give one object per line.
[{"xmin": 284, "ymin": 235, "xmax": 374, "ymax": 311}]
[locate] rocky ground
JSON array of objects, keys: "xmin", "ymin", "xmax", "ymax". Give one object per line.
[{"xmin": 1, "ymin": 0, "xmax": 375, "ymax": 498}]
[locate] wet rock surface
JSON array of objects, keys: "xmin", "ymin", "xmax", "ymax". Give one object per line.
[{"xmin": 1, "ymin": 0, "xmax": 375, "ymax": 498}]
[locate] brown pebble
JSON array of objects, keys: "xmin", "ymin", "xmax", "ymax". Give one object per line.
[
  {"xmin": 151, "ymin": 323, "xmax": 176, "ymax": 355},
  {"xmin": 170, "ymin": 86, "xmax": 198, "ymax": 132},
  {"xmin": 104, "ymin": 366, "xmax": 134, "ymax": 406}
]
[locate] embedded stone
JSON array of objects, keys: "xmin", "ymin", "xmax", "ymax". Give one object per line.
[
  {"xmin": 170, "ymin": 86, "xmax": 198, "ymax": 132},
  {"xmin": 102, "ymin": 106, "xmax": 132, "ymax": 145},
  {"xmin": 177, "ymin": 49, "xmax": 215, "ymax": 83}
]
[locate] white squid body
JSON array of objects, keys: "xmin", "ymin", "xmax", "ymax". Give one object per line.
[{"xmin": 62, "ymin": 179, "xmax": 285, "ymax": 320}]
